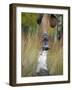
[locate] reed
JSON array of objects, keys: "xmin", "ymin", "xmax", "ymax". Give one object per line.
[{"xmin": 21, "ymin": 30, "xmax": 63, "ymax": 77}]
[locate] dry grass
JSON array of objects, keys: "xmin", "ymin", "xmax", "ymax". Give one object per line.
[
  {"xmin": 21, "ymin": 31, "xmax": 63, "ymax": 77},
  {"xmin": 47, "ymin": 39, "xmax": 63, "ymax": 75}
]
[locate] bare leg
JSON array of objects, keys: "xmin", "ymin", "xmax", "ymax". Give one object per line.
[{"xmin": 36, "ymin": 14, "xmax": 49, "ymax": 76}]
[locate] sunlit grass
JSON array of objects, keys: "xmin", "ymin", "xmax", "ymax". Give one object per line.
[
  {"xmin": 47, "ymin": 39, "xmax": 63, "ymax": 75},
  {"xmin": 21, "ymin": 31, "xmax": 63, "ymax": 77}
]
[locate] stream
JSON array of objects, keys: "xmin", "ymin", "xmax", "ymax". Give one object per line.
[{"xmin": 36, "ymin": 50, "xmax": 49, "ymax": 76}]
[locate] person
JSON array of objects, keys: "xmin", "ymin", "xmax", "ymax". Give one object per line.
[
  {"xmin": 36, "ymin": 14, "xmax": 57, "ymax": 76},
  {"xmin": 37, "ymin": 14, "xmax": 57, "ymax": 50}
]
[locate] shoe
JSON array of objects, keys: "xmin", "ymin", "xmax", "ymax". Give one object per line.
[{"xmin": 42, "ymin": 32, "xmax": 50, "ymax": 50}]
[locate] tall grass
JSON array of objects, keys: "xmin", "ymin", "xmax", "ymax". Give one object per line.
[
  {"xmin": 47, "ymin": 39, "xmax": 63, "ymax": 75},
  {"xmin": 21, "ymin": 30, "xmax": 40, "ymax": 76},
  {"xmin": 21, "ymin": 27, "xmax": 63, "ymax": 77}
]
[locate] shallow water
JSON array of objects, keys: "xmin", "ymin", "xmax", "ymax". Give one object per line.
[{"xmin": 36, "ymin": 50, "xmax": 48, "ymax": 75}]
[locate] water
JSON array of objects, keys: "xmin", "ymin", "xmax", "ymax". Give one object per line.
[{"xmin": 36, "ymin": 50, "xmax": 48, "ymax": 76}]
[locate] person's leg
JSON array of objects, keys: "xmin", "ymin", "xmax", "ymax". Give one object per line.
[
  {"xmin": 41, "ymin": 14, "xmax": 49, "ymax": 50},
  {"xmin": 35, "ymin": 14, "xmax": 49, "ymax": 76},
  {"xmin": 37, "ymin": 14, "xmax": 49, "ymax": 48},
  {"xmin": 35, "ymin": 14, "xmax": 57, "ymax": 76}
]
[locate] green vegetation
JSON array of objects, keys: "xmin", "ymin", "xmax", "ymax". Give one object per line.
[{"xmin": 21, "ymin": 13, "xmax": 63, "ymax": 77}]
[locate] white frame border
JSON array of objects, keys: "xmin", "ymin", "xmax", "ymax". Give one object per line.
[{"xmin": 16, "ymin": 6, "xmax": 68, "ymax": 84}]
